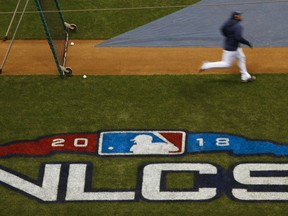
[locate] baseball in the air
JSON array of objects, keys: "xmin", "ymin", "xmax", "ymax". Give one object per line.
[
  {"xmin": 70, "ymin": 42, "xmax": 74, "ymax": 46},
  {"xmin": 83, "ymin": 75, "xmax": 87, "ymax": 79}
]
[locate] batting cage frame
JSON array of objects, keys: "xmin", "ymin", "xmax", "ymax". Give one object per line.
[
  {"xmin": 35, "ymin": 0, "xmax": 77, "ymax": 77},
  {"xmin": 0, "ymin": 0, "xmax": 30, "ymax": 74}
]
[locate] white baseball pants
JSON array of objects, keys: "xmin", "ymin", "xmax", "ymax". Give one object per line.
[{"xmin": 201, "ymin": 48, "xmax": 252, "ymax": 81}]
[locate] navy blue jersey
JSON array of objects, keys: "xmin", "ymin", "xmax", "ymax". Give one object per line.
[{"xmin": 221, "ymin": 18, "xmax": 251, "ymax": 51}]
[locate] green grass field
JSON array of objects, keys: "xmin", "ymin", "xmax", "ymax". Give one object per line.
[
  {"xmin": 1, "ymin": 75, "xmax": 288, "ymax": 215},
  {"xmin": 1, "ymin": 0, "xmax": 200, "ymax": 39},
  {"xmin": 1, "ymin": 0, "xmax": 288, "ymax": 215},
  {"xmin": 1, "ymin": 74, "xmax": 288, "ymax": 144}
]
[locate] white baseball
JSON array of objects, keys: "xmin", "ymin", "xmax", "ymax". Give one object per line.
[
  {"xmin": 83, "ymin": 75, "xmax": 87, "ymax": 79},
  {"xmin": 70, "ymin": 42, "xmax": 74, "ymax": 46}
]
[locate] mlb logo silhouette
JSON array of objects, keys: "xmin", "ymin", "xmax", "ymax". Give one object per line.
[{"xmin": 99, "ymin": 131, "xmax": 186, "ymax": 155}]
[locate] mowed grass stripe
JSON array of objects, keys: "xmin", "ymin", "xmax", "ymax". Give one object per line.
[{"xmin": 0, "ymin": 74, "xmax": 287, "ymax": 144}]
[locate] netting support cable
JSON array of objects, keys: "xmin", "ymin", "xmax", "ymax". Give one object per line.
[
  {"xmin": 3, "ymin": 0, "xmax": 22, "ymax": 41},
  {"xmin": 0, "ymin": 0, "xmax": 30, "ymax": 74}
]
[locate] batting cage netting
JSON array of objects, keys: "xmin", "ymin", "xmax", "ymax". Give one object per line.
[{"xmin": 35, "ymin": 0, "xmax": 76, "ymax": 77}]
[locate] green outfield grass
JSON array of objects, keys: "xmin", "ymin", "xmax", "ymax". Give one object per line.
[
  {"xmin": 0, "ymin": 74, "xmax": 288, "ymax": 216},
  {"xmin": 1, "ymin": 0, "xmax": 200, "ymax": 39},
  {"xmin": 1, "ymin": 0, "xmax": 288, "ymax": 215},
  {"xmin": 0, "ymin": 74, "xmax": 287, "ymax": 144}
]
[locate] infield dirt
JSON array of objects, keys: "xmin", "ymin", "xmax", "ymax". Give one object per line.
[{"xmin": 0, "ymin": 40, "xmax": 288, "ymax": 75}]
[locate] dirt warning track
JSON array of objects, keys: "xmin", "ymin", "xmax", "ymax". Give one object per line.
[{"xmin": 0, "ymin": 40, "xmax": 288, "ymax": 75}]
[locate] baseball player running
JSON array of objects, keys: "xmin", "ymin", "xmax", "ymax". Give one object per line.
[{"xmin": 199, "ymin": 11, "xmax": 256, "ymax": 83}]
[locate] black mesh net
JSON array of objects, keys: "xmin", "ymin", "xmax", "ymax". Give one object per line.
[{"xmin": 35, "ymin": 0, "xmax": 68, "ymax": 74}]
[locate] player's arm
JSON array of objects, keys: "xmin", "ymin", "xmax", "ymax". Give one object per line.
[
  {"xmin": 221, "ymin": 24, "xmax": 228, "ymax": 37},
  {"xmin": 235, "ymin": 26, "xmax": 253, "ymax": 48}
]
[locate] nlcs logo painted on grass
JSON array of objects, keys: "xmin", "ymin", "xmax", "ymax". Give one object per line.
[
  {"xmin": 1, "ymin": 130, "xmax": 288, "ymax": 202},
  {"xmin": 2, "ymin": 162, "xmax": 288, "ymax": 202},
  {"xmin": 99, "ymin": 131, "xmax": 185, "ymax": 155},
  {"xmin": 1, "ymin": 130, "xmax": 288, "ymax": 157}
]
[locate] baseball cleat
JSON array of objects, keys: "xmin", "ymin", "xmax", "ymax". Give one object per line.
[
  {"xmin": 198, "ymin": 61, "xmax": 208, "ymax": 73},
  {"xmin": 199, "ymin": 68, "xmax": 205, "ymax": 73},
  {"xmin": 241, "ymin": 75, "xmax": 256, "ymax": 83}
]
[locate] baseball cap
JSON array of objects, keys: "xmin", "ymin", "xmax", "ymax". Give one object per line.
[{"xmin": 231, "ymin": 11, "xmax": 242, "ymax": 17}]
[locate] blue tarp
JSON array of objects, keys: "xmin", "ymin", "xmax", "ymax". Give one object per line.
[{"xmin": 97, "ymin": 0, "xmax": 288, "ymax": 47}]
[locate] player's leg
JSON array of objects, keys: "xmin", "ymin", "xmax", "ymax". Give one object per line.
[
  {"xmin": 236, "ymin": 48, "xmax": 255, "ymax": 82},
  {"xmin": 200, "ymin": 50, "xmax": 235, "ymax": 71}
]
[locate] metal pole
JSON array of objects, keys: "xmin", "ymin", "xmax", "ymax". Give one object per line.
[
  {"xmin": 3, "ymin": 0, "xmax": 22, "ymax": 41},
  {"xmin": 0, "ymin": 0, "xmax": 30, "ymax": 74}
]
